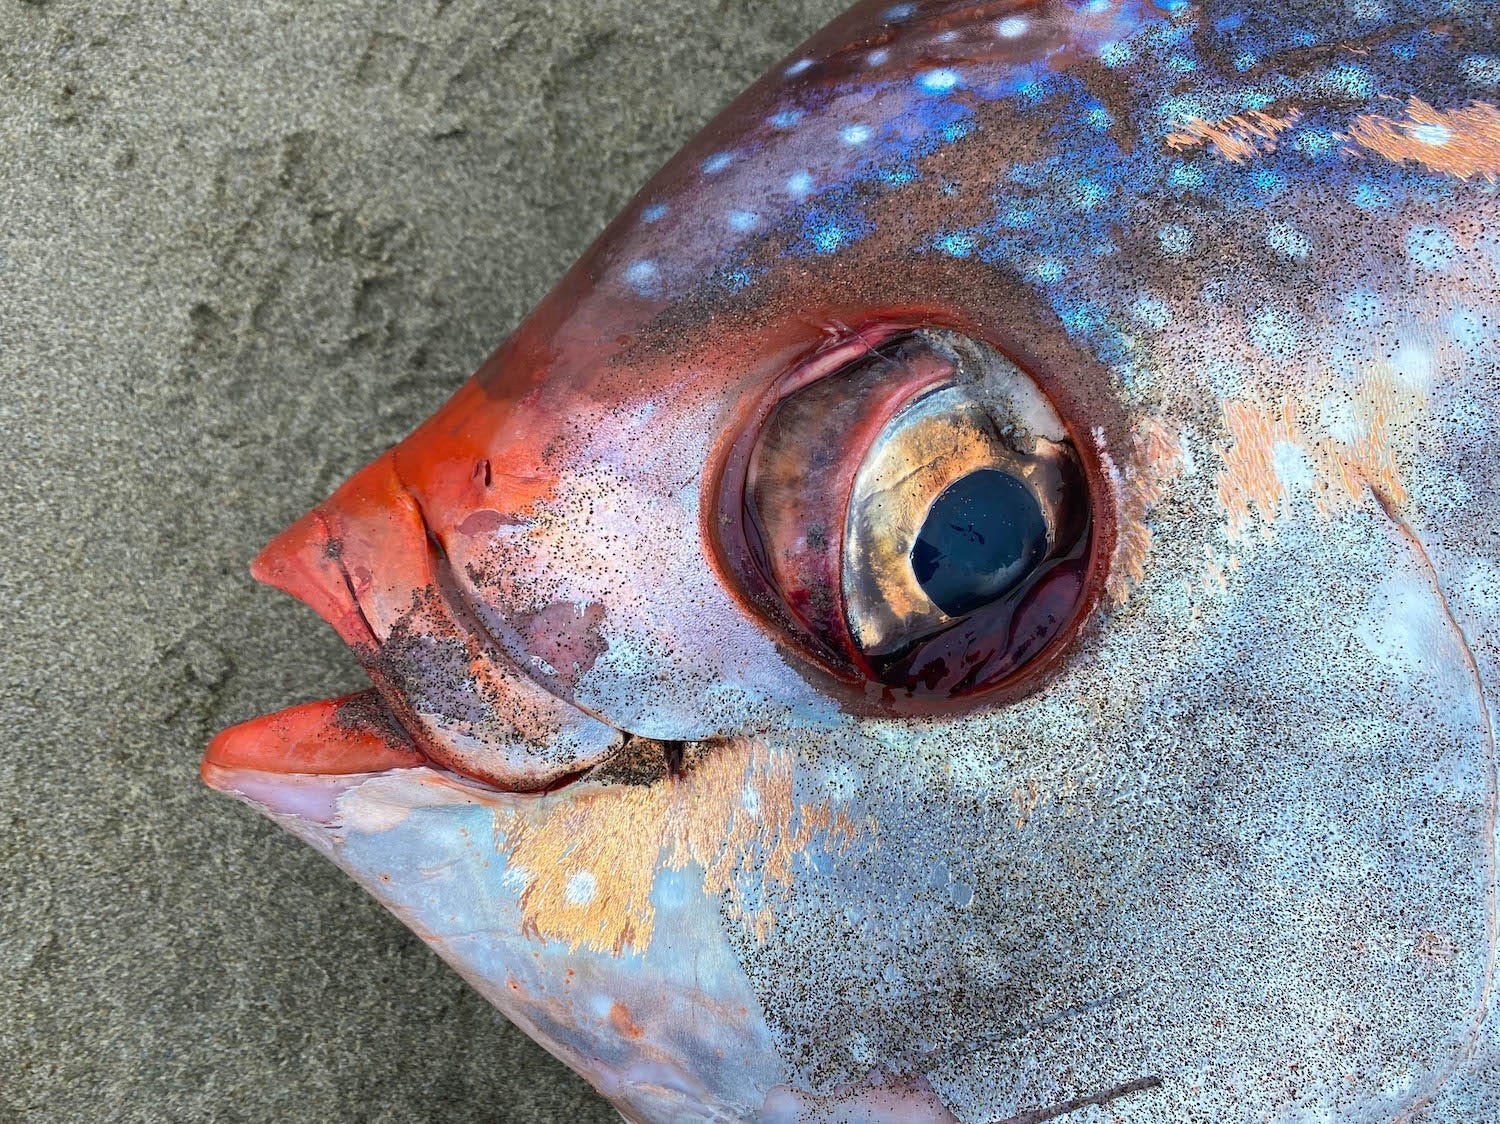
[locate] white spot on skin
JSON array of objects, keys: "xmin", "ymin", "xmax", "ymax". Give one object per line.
[
  {"xmin": 1272, "ymin": 439, "xmax": 1315, "ymax": 494},
  {"xmin": 1358, "ymin": 575, "xmax": 1449, "ymax": 676},
  {"xmin": 1131, "ymin": 296, "xmax": 1172, "ymax": 329},
  {"xmin": 701, "ymin": 151, "xmax": 733, "ymax": 174},
  {"xmin": 917, "ymin": 68, "xmax": 959, "ymax": 92},
  {"xmin": 787, "ymin": 170, "xmax": 814, "ymax": 197},
  {"xmin": 1391, "ymin": 342, "xmax": 1436, "ymax": 389},
  {"xmin": 1406, "ymin": 226, "xmax": 1458, "ymax": 270},
  {"xmin": 566, "ymin": 871, "xmax": 597, "ymax": 905},
  {"xmin": 728, "ymin": 210, "xmax": 758, "ymax": 232},
  {"xmin": 841, "ymin": 124, "xmax": 873, "ymax": 145},
  {"xmin": 867, "ymin": 48, "xmax": 890, "ymax": 65},
  {"xmin": 741, "ymin": 786, "xmax": 761, "ymax": 817},
  {"xmin": 622, "ymin": 260, "xmax": 658, "ymax": 294},
  {"xmin": 1412, "ymin": 121, "xmax": 1452, "ymax": 145},
  {"xmin": 1266, "ymin": 221, "xmax": 1312, "ymax": 259},
  {"xmin": 995, "ymin": 16, "xmax": 1028, "ymax": 37},
  {"xmin": 1157, "ymin": 224, "xmax": 1194, "ymax": 255},
  {"xmin": 1319, "ymin": 394, "xmax": 1364, "ymax": 445},
  {"xmin": 784, "ymin": 58, "xmax": 813, "ymax": 77}
]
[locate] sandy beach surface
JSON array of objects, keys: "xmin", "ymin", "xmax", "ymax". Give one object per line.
[{"xmin": 1, "ymin": 1, "xmax": 838, "ymax": 1118}]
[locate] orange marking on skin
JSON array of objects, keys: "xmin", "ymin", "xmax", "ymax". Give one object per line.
[
  {"xmin": 1107, "ymin": 417, "xmax": 1183, "ymax": 604},
  {"xmin": 491, "ymin": 738, "xmax": 878, "ymax": 956},
  {"xmin": 609, "ymin": 1001, "xmax": 644, "ymax": 1039},
  {"xmin": 1347, "ymin": 98, "xmax": 1500, "ymax": 182},
  {"xmin": 1166, "ymin": 108, "xmax": 1302, "ymax": 163},
  {"xmin": 1214, "ymin": 388, "xmax": 1411, "ymax": 543},
  {"xmin": 1216, "ymin": 398, "xmax": 1299, "ymax": 539}
]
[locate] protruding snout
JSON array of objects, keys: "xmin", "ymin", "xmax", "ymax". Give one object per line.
[{"xmin": 215, "ymin": 449, "xmax": 622, "ymax": 792}]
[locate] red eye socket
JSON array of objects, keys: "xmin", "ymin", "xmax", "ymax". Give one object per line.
[{"xmin": 709, "ymin": 326, "xmax": 1101, "ymax": 713}]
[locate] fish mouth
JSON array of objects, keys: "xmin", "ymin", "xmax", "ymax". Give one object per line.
[{"xmin": 202, "ymin": 449, "xmax": 629, "ymax": 801}]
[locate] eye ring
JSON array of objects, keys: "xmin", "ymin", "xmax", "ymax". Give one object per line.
[{"xmin": 704, "ymin": 318, "xmax": 1114, "ymax": 717}]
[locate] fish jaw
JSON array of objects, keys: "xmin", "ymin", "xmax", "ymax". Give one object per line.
[
  {"xmin": 243, "ymin": 447, "xmax": 625, "ymax": 793},
  {"xmin": 202, "ymin": 718, "xmax": 938, "ymax": 1122}
]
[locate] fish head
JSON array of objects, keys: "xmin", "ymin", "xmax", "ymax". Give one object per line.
[{"xmin": 205, "ymin": 0, "xmax": 1500, "ymax": 1119}]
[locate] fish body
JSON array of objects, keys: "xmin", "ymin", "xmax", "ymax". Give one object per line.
[{"xmin": 206, "ymin": 0, "xmax": 1500, "ymax": 1119}]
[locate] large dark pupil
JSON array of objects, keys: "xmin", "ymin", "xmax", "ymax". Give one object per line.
[{"xmin": 910, "ymin": 469, "xmax": 1048, "ymax": 617}]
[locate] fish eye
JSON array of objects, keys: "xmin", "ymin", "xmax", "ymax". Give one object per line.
[{"xmin": 710, "ymin": 327, "xmax": 1099, "ymax": 709}]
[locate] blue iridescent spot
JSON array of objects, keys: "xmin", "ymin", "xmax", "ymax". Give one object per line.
[
  {"xmin": 623, "ymin": 260, "xmax": 659, "ymax": 295},
  {"xmin": 841, "ymin": 124, "xmax": 873, "ymax": 145},
  {"xmin": 995, "ymin": 16, "xmax": 1028, "ymax": 38},
  {"xmin": 884, "ymin": 2, "xmax": 915, "ymax": 19},
  {"xmin": 1168, "ymin": 162, "xmax": 1205, "ymax": 188},
  {"xmin": 784, "ymin": 59, "xmax": 813, "ymax": 77},
  {"xmin": 917, "ymin": 69, "xmax": 960, "ymax": 93},
  {"xmin": 1085, "ymin": 105, "xmax": 1115, "ymax": 130},
  {"xmin": 810, "ymin": 221, "xmax": 851, "ymax": 253},
  {"xmin": 1252, "ymin": 168, "xmax": 1284, "ymax": 194},
  {"xmin": 1412, "ymin": 122, "xmax": 1452, "ymax": 145},
  {"xmin": 934, "ymin": 231, "xmax": 975, "ymax": 257},
  {"xmin": 701, "ymin": 152, "xmax": 733, "ymax": 174},
  {"xmin": 1060, "ymin": 301, "xmax": 1101, "ymax": 332},
  {"xmin": 1016, "ymin": 79, "xmax": 1047, "ymax": 104},
  {"xmin": 1352, "ymin": 182, "xmax": 1390, "ymax": 209},
  {"xmin": 1027, "ymin": 257, "xmax": 1066, "ymax": 283},
  {"xmin": 1320, "ymin": 63, "xmax": 1373, "ymax": 99},
  {"xmin": 1099, "ymin": 41, "xmax": 1133, "ymax": 68},
  {"xmin": 1071, "ymin": 179, "xmax": 1107, "ymax": 210},
  {"xmin": 1000, "ymin": 205, "xmax": 1035, "ymax": 229},
  {"xmin": 787, "ymin": 170, "xmax": 814, "ymax": 197},
  {"xmin": 770, "ymin": 109, "xmax": 802, "ymax": 129},
  {"xmin": 641, "ymin": 203, "xmax": 668, "ymax": 222},
  {"xmin": 1293, "ymin": 128, "xmax": 1339, "ymax": 156},
  {"xmin": 1462, "ymin": 55, "xmax": 1500, "ymax": 86},
  {"xmin": 728, "ymin": 210, "xmax": 758, "ymax": 232}
]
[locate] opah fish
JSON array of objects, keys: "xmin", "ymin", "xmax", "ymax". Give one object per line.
[{"xmin": 205, "ymin": 0, "xmax": 1500, "ymax": 1118}]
